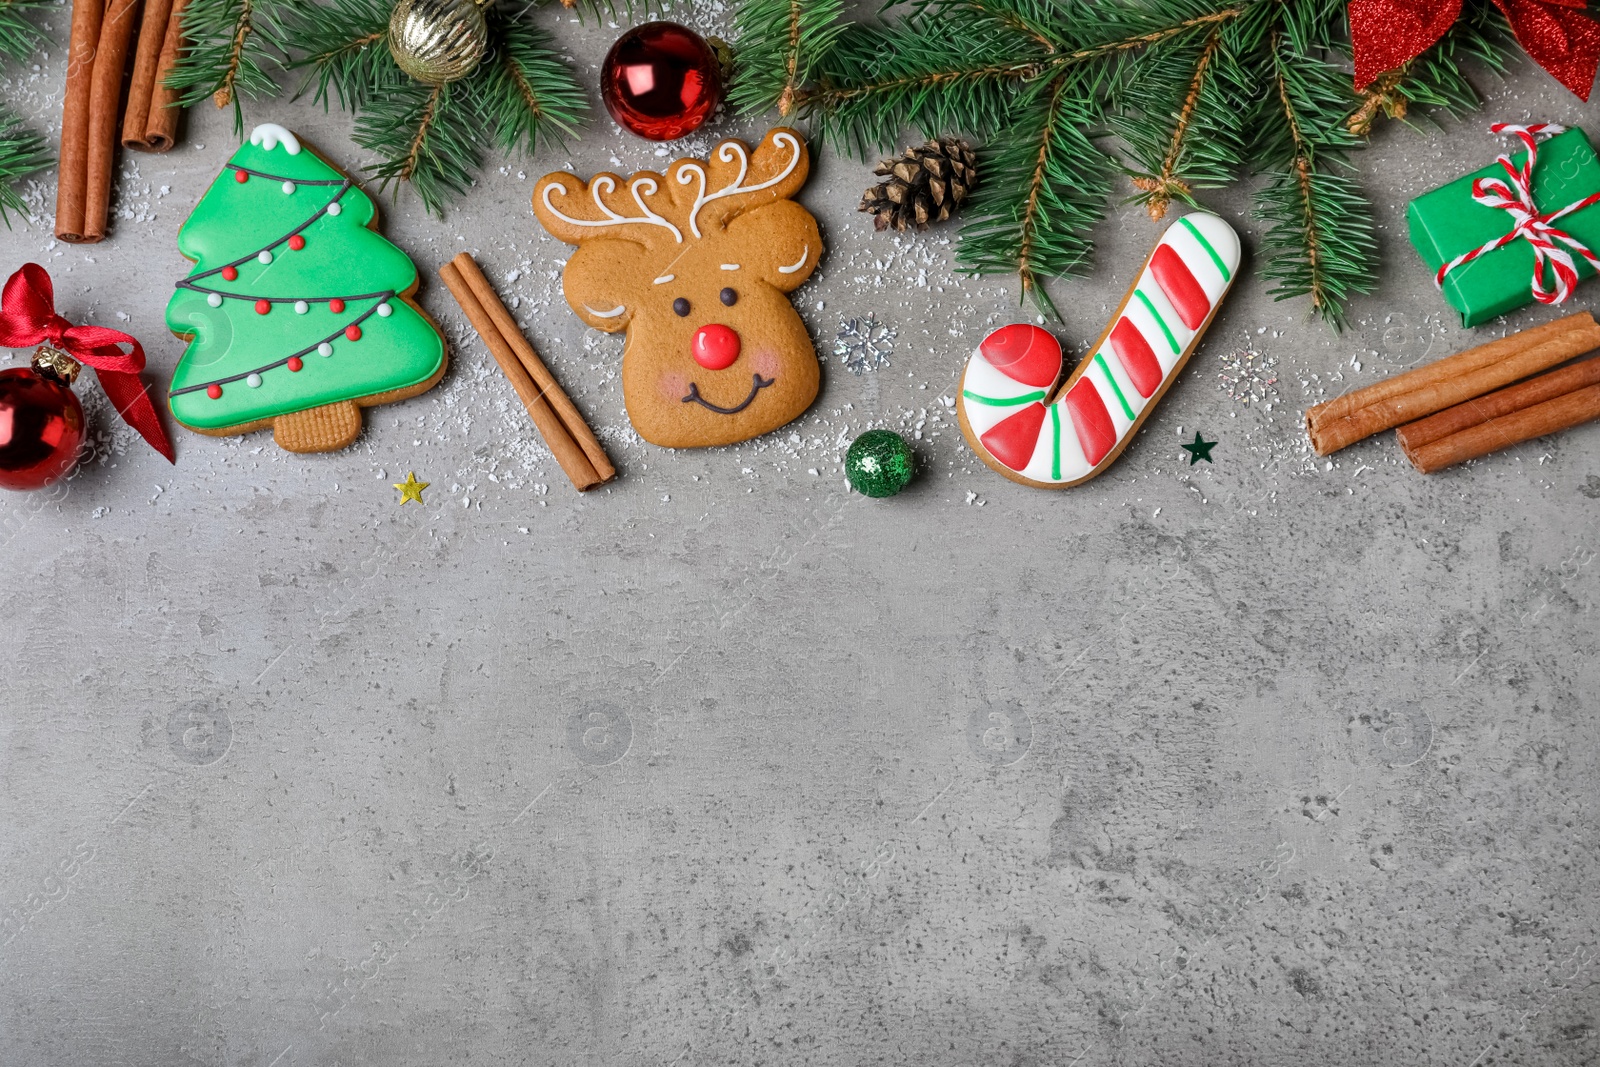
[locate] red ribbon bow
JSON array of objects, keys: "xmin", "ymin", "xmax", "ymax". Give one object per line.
[
  {"xmin": 1350, "ymin": 0, "xmax": 1600, "ymax": 100},
  {"xmin": 0, "ymin": 263, "xmax": 174, "ymax": 462}
]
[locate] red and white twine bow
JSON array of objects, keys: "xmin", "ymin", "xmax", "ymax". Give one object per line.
[{"xmin": 1436, "ymin": 122, "xmax": 1600, "ymax": 306}]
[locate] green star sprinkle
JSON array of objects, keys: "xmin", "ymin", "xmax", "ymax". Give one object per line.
[{"xmin": 1181, "ymin": 432, "xmax": 1216, "ymax": 465}]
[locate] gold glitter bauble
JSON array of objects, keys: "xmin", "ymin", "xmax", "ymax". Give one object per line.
[{"xmin": 387, "ymin": 0, "xmax": 490, "ymax": 85}]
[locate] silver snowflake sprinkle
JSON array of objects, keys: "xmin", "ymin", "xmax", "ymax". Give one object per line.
[
  {"xmin": 834, "ymin": 313, "xmax": 896, "ymax": 375},
  {"xmin": 1217, "ymin": 345, "xmax": 1279, "ymax": 406}
]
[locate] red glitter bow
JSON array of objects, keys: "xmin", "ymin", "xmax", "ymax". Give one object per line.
[
  {"xmin": 0, "ymin": 263, "xmax": 175, "ymax": 461},
  {"xmin": 1350, "ymin": 0, "xmax": 1600, "ymax": 100}
]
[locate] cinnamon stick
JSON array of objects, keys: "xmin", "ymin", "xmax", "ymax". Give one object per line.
[
  {"xmin": 1305, "ymin": 312, "xmax": 1600, "ymax": 455},
  {"xmin": 143, "ymin": 0, "xmax": 190, "ymax": 150},
  {"xmin": 447, "ymin": 253, "xmax": 615, "ymax": 483},
  {"xmin": 1397, "ymin": 356, "xmax": 1600, "ymax": 472},
  {"xmin": 122, "ymin": 0, "xmax": 186, "ymax": 151},
  {"xmin": 438, "ymin": 258, "xmax": 612, "ymax": 492},
  {"xmin": 79, "ymin": 0, "xmax": 143, "ymax": 241},
  {"xmin": 54, "ymin": 0, "xmax": 105, "ymax": 242}
]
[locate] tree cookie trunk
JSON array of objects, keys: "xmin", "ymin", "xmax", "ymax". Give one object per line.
[{"xmin": 273, "ymin": 400, "xmax": 363, "ymax": 453}]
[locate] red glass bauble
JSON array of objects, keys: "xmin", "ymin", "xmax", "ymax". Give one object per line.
[
  {"xmin": 0, "ymin": 366, "xmax": 84, "ymax": 491},
  {"xmin": 601, "ymin": 22, "xmax": 723, "ymax": 141}
]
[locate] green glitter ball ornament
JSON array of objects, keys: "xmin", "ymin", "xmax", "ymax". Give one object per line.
[{"xmin": 845, "ymin": 429, "xmax": 915, "ymax": 498}]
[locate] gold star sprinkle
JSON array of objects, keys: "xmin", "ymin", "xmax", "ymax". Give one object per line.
[{"xmin": 394, "ymin": 471, "xmax": 429, "ymax": 505}]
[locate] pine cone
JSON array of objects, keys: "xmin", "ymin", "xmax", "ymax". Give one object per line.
[{"xmin": 859, "ymin": 137, "xmax": 977, "ymax": 233}]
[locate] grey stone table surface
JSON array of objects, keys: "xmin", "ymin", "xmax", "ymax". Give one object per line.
[{"xmin": 4, "ymin": 5, "xmax": 1600, "ymax": 1065}]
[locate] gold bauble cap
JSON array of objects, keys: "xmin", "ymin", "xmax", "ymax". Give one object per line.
[
  {"xmin": 31, "ymin": 345, "xmax": 80, "ymax": 386},
  {"xmin": 388, "ymin": 0, "xmax": 490, "ymax": 86}
]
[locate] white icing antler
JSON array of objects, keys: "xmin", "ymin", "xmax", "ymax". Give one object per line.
[
  {"xmin": 541, "ymin": 175, "xmax": 684, "ymax": 243},
  {"xmin": 676, "ymin": 132, "xmax": 803, "ymax": 239}
]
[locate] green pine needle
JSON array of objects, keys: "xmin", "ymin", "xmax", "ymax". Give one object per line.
[
  {"xmin": 728, "ymin": 0, "xmax": 847, "ymax": 117},
  {"xmin": 166, "ymin": 0, "xmax": 286, "ymax": 136},
  {"xmin": 0, "ymin": 0, "xmax": 47, "ymax": 64},
  {"xmin": 1252, "ymin": 26, "xmax": 1377, "ymax": 326},
  {"xmin": 0, "ymin": 106, "xmax": 49, "ymax": 226},
  {"xmin": 958, "ymin": 77, "xmax": 1112, "ymax": 309},
  {"xmin": 355, "ymin": 79, "xmax": 483, "ymax": 215},
  {"xmin": 281, "ymin": 0, "xmax": 394, "ymax": 110},
  {"xmin": 477, "ymin": 6, "xmax": 587, "ymax": 155}
]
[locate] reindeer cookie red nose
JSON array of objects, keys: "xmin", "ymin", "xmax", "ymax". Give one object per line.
[{"xmin": 691, "ymin": 324, "xmax": 741, "ymax": 370}]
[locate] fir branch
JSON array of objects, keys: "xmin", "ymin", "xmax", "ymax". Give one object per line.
[
  {"xmin": 801, "ymin": 17, "xmax": 1047, "ymax": 156},
  {"xmin": 1348, "ymin": 9, "xmax": 1509, "ymax": 134},
  {"xmin": 729, "ymin": 0, "xmax": 846, "ymax": 116},
  {"xmin": 796, "ymin": 3, "xmax": 1251, "ymax": 156},
  {"xmin": 356, "ymin": 80, "xmax": 482, "ymax": 215},
  {"xmin": 167, "ymin": 0, "xmax": 285, "ymax": 134},
  {"xmin": 1060, "ymin": 5, "xmax": 1245, "ymax": 68},
  {"xmin": 727, "ymin": 0, "xmax": 1517, "ymax": 324},
  {"xmin": 1015, "ymin": 78, "xmax": 1076, "ymax": 305},
  {"xmin": 958, "ymin": 0, "xmax": 1059, "ymax": 53},
  {"xmin": 1124, "ymin": 26, "xmax": 1224, "ymax": 217},
  {"xmin": 476, "ymin": 5, "xmax": 587, "ymax": 154},
  {"xmin": 281, "ymin": 0, "xmax": 394, "ymax": 110},
  {"xmin": 1253, "ymin": 27, "xmax": 1376, "ymax": 325},
  {"xmin": 958, "ymin": 76, "xmax": 1111, "ymax": 311},
  {"xmin": 0, "ymin": 0, "xmax": 47, "ymax": 64},
  {"xmin": 0, "ymin": 106, "xmax": 49, "ymax": 226}
]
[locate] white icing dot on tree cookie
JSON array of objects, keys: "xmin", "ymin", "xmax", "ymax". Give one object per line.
[{"xmin": 294, "ymin": 300, "xmax": 308, "ymax": 314}]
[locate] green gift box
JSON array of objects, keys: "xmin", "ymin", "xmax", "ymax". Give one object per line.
[{"xmin": 1408, "ymin": 127, "xmax": 1600, "ymax": 327}]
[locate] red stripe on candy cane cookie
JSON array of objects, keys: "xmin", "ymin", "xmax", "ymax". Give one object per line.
[
  {"xmin": 1063, "ymin": 378, "xmax": 1117, "ymax": 465},
  {"xmin": 1109, "ymin": 318, "xmax": 1162, "ymax": 398},
  {"xmin": 979, "ymin": 402, "xmax": 1048, "ymax": 472},
  {"xmin": 1149, "ymin": 245, "xmax": 1210, "ymax": 330},
  {"xmin": 977, "ymin": 323, "xmax": 1062, "ymax": 389}
]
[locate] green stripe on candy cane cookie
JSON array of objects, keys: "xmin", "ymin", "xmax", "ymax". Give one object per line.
[{"xmin": 961, "ymin": 388, "xmax": 1049, "ymax": 407}]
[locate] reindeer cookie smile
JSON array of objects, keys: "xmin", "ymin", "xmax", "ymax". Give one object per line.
[
  {"xmin": 682, "ymin": 373, "xmax": 776, "ymax": 414},
  {"xmin": 532, "ymin": 128, "xmax": 825, "ymax": 449}
]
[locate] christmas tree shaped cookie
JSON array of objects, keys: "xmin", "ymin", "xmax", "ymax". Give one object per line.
[{"xmin": 166, "ymin": 124, "xmax": 447, "ymax": 453}]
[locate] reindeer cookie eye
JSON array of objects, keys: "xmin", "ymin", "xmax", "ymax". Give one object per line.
[
  {"xmin": 720, "ymin": 287, "xmax": 737, "ymax": 307},
  {"xmin": 673, "ymin": 297, "xmax": 691, "ymax": 317}
]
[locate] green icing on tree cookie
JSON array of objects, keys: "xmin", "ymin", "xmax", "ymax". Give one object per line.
[{"xmin": 166, "ymin": 124, "xmax": 445, "ymax": 431}]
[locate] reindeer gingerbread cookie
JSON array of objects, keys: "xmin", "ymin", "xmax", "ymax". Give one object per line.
[{"xmin": 533, "ymin": 128, "xmax": 823, "ymax": 449}]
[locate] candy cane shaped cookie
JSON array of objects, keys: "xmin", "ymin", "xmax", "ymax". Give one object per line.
[{"xmin": 957, "ymin": 212, "xmax": 1240, "ymax": 487}]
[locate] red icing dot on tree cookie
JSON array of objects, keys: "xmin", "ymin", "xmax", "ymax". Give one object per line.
[
  {"xmin": 344, "ymin": 324, "xmax": 362, "ymax": 341},
  {"xmin": 206, "ymin": 384, "xmax": 223, "ymax": 399},
  {"xmin": 221, "ymin": 265, "xmax": 238, "ymax": 281},
  {"xmin": 288, "ymin": 234, "xmax": 305, "ymax": 251},
  {"xmin": 329, "ymin": 298, "xmax": 345, "ymax": 313},
  {"xmin": 255, "ymin": 299, "xmax": 271, "ymax": 315},
  {"xmin": 287, "ymin": 356, "xmax": 303, "ymax": 372},
  {"xmin": 234, "ymin": 169, "xmax": 248, "ymax": 183}
]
